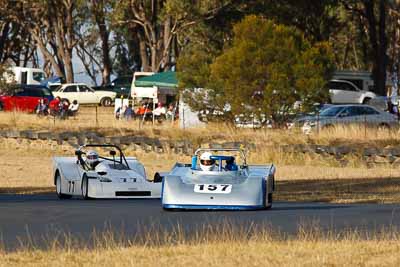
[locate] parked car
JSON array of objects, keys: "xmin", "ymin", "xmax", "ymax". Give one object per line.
[
  {"xmin": 329, "ymin": 80, "xmax": 376, "ymax": 104},
  {"xmin": 0, "ymin": 84, "xmax": 54, "ymax": 112},
  {"xmin": 93, "ymin": 76, "xmax": 132, "ymax": 98},
  {"xmin": 234, "ymin": 114, "xmax": 271, "ymax": 129},
  {"xmin": 297, "ymin": 104, "xmax": 398, "ymax": 134},
  {"xmin": 53, "ymin": 83, "xmax": 116, "ymax": 106}
]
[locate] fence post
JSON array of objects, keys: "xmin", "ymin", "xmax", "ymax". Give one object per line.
[
  {"xmin": 364, "ymin": 115, "xmax": 367, "ymax": 138},
  {"xmin": 95, "ymin": 106, "xmax": 98, "ymax": 127}
]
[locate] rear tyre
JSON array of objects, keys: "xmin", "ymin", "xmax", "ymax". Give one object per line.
[
  {"xmin": 378, "ymin": 123, "xmax": 390, "ymax": 130},
  {"xmin": 81, "ymin": 174, "xmax": 91, "ymax": 200},
  {"xmin": 322, "ymin": 124, "xmax": 334, "ymax": 130},
  {"xmin": 362, "ymin": 98, "xmax": 371, "ymax": 104},
  {"xmin": 265, "ymin": 193, "xmax": 273, "ymax": 209},
  {"xmin": 61, "ymin": 98, "xmax": 70, "ymax": 106},
  {"xmin": 0, "ymin": 101, "xmax": 3, "ymax": 111},
  {"xmin": 55, "ymin": 172, "xmax": 72, "ymax": 199},
  {"xmin": 100, "ymin": 97, "xmax": 112, "ymax": 107}
]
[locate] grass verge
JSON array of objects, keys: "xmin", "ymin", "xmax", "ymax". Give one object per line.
[{"xmin": 1, "ymin": 223, "xmax": 399, "ymax": 267}]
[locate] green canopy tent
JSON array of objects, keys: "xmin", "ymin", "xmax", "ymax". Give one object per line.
[{"xmin": 134, "ymin": 71, "xmax": 178, "ymax": 88}]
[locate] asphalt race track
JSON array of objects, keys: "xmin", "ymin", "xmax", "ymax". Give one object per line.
[{"xmin": 1, "ymin": 193, "xmax": 400, "ymax": 250}]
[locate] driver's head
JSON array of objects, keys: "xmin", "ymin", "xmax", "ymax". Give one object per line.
[
  {"xmin": 86, "ymin": 150, "xmax": 99, "ymax": 167},
  {"xmin": 199, "ymin": 152, "xmax": 215, "ymax": 171}
]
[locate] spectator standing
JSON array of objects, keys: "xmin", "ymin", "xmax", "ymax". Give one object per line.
[
  {"xmin": 124, "ymin": 104, "xmax": 133, "ymax": 120},
  {"xmin": 49, "ymin": 96, "xmax": 61, "ymax": 115}
]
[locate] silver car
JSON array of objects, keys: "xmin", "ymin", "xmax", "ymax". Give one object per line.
[
  {"xmin": 158, "ymin": 148, "xmax": 276, "ymax": 210},
  {"xmin": 299, "ymin": 104, "xmax": 398, "ymax": 133}
]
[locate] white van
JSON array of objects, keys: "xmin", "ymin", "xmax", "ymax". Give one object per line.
[
  {"xmin": 130, "ymin": 72, "xmax": 154, "ymax": 99},
  {"xmin": 5, "ymin": 67, "xmax": 46, "ymax": 85},
  {"xmin": 328, "ymin": 79, "xmax": 377, "ymax": 104}
]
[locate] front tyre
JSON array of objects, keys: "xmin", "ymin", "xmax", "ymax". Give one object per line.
[
  {"xmin": 100, "ymin": 97, "xmax": 112, "ymax": 107},
  {"xmin": 61, "ymin": 98, "xmax": 70, "ymax": 106},
  {"xmin": 81, "ymin": 174, "xmax": 92, "ymax": 200},
  {"xmin": 55, "ymin": 172, "xmax": 72, "ymax": 199},
  {"xmin": 264, "ymin": 180, "xmax": 273, "ymax": 209}
]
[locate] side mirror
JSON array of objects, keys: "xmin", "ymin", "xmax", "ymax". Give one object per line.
[
  {"xmin": 97, "ymin": 171, "xmax": 107, "ymax": 176},
  {"xmin": 110, "ymin": 150, "xmax": 116, "ymax": 156}
]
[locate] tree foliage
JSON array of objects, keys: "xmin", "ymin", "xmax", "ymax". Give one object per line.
[
  {"xmin": 0, "ymin": 0, "xmax": 398, "ymax": 97},
  {"xmin": 208, "ymin": 15, "xmax": 334, "ymax": 125}
]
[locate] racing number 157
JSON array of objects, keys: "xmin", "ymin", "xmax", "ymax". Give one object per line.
[{"xmin": 194, "ymin": 184, "xmax": 232, "ymax": 194}]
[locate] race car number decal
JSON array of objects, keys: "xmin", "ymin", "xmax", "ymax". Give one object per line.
[{"xmin": 194, "ymin": 184, "xmax": 232, "ymax": 194}]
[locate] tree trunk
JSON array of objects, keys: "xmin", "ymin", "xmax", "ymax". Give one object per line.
[
  {"xmin": 138, "ymin": 32, "xmax": 150, "ymax": 71},
  {"xmin": 99, "ymin": 23, "xmax": 112, "ymax": 85},
  {"xmin": 162, "ymin": 15, "xmax": 171, "ymax": 70},
  {"xmin": 364, "ymin": 0, "xmax": 388, "ymax": 96},
  {"xmin": 0, "ymin": 22, "xmax": 10, "ymax": 62},
  {"xmin": 93, "ymin": 0, "xmax": 112, "ymax": 85},
  {"xmin": 64, "ymin": 49, "xmax": 74, "ymax": 83},
  {"xmin": 377, "ymin": 0, "xmax": 388, "ymax": 95}
]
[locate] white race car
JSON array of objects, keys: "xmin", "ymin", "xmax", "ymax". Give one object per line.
[{"xmin": 53, "ymin": 144, "xmax": 162, "ymax": 199}]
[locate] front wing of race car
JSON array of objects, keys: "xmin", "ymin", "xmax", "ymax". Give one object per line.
[{"xmin": 161, "ymin": 175, "xmax": 267, "ymax": 210}]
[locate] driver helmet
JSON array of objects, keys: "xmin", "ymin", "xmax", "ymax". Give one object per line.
[
  {"xmin": 199, "ymin": 152, "xmax": 215, "ymax": 171},
  {"xmin": 86, "ymin": 150, "xmax": 99, "ymax": 168}
]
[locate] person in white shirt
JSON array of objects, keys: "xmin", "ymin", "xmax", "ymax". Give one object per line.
[
  {"xmin": 68, "ymin": 100, "xmax": 79, "ymax": 116},
  {"xmin": 153, "ymin": 102, "xmax": 166, "ymax": 121}
]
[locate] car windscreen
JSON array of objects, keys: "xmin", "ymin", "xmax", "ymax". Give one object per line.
[
  {"xmin": 32, "ymin": 72, "xmax": 45, "ymax": 83},
  {"xmin": 41, "ymin": 88, "xmax": 53, "ymax": 96},
  {"xmin": 319, "ymin": 106, "xmax": 345, "ymax": 117}
]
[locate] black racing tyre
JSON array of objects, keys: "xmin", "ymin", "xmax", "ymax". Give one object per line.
[
  {"xmin": 265, "ymin": 193, "xmax": 273, "ymax": 209},
  {"xmin": 322, "ymin": 124, "xmax": 334, "ymax": 130},
  {"xmin": 362, "ymin": 98, "xmax": 371, "ymax": 104},
  {"xmin": 61, "ymin": 98, "xmax": 70, "ymax": 105},
  {"xmin": 55, "ymin": 171, "xmax": 72, "ymax": 199},
  {"xmin": 378, "ymin": 123, "xmax": 390, "ymax": 130},
  {"xmin": 81, "ymin": 174, "xmax": 92, "ymax": 200},
  {"xmin": 100, "ymin": 97, "xmax": 112, "ymax": 107},
  {"xmin": 0, "ymin": 101, "xmax": 3, "ymax": 111}
]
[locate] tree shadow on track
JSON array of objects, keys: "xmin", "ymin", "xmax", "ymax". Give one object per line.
[{"xmin": 276, "ymin": 177, "xmax": 400, "ymax": 204}]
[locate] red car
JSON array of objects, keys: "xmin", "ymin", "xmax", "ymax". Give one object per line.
[{"xmin": 0, "ymin": 85, "xmax": 55, "ymax": 113}]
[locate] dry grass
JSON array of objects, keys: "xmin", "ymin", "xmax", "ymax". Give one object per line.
[
  {"xmin": 2, "ymin": 108, "xmax": 400, "ymax": 147},
  {"xmin": 1, "ymin": 223, "xmax": 400, "ymax": 267},
  {"xmin": 2, "ymin": 240, "xmax": 400, "ymax": 267}
]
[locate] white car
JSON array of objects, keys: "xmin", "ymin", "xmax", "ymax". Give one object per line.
[
  {"xmin": 53, "ymin": 83, "xmax": 116, "ymax": 106},
  {"xmin": 53, "ymin": 144, "xmax": 162, "ymax": 199},
  {"xmin": 329, "ymin": 80, "xmax": 376, "ymax": 104}
]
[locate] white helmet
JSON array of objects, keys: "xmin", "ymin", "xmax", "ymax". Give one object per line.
[
  {"xmin": 199, "ymin": 152, "xmax": 215, "ymax": 171},
  {"xmin": 86, "ymin": 150, "xmax": 99, "ymax": 167}
]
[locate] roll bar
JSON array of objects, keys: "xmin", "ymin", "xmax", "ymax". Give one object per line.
[
  {"xmin": 194, "ymin": 147, "xmax": 247, "ymax": 167},
  {"xmin": 77, "ymin": 144, "xmax": 130, "ymax": 170}
]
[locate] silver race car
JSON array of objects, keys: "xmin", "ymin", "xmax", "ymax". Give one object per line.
[
  {"xmin": 53, "ymin": 144, "xmax": 162, "ymax": 199},
  {"xmin": 158, "ymin": 148, "xmax": 276, "ymax": 210}
]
